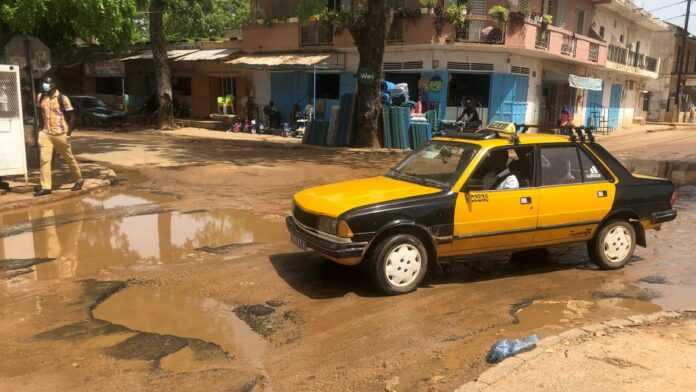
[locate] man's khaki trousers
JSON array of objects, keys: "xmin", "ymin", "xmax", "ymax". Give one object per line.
[{"xmin": 38, "ymin": 131, "xmax": 83, "ymax": 190}]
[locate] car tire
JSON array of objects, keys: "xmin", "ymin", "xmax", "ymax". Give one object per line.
[
  {"xmin": 368, "ymin": 234, "xmax": 428, "ymax": 295},
  {"xmin": 588, "ymin": 219, "xmax": 636, "ymax": 270}
]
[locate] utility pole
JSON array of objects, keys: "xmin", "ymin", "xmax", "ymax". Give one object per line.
[{"xmin": 674, "ymin": 0, "xmax": 692, "ymax": 120}]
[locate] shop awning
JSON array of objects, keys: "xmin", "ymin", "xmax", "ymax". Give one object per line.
[
  {"xmin": 568, "ymin": 74, "xmax": 603, "ymax": 91},
  {"xmin": 120, "ymin": 49, "xmax": 198, "ymax": 61},
  {"xmin": 227, "ymin": 53, "xmax": 344, "ymax": 70},
  {"xmin": 173, "ymin": 49, "xmax": 238, "ymax": 62}
]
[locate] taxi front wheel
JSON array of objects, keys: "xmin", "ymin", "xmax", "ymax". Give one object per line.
[
  {"xmin": 588, "ymin": 220, "xmax": 636, "ymax": 270},
  {"xmin": 368, "ymin": 234, "xmax": 429, "ymax": 295}
]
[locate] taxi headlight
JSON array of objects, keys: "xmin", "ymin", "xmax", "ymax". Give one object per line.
[{"xmin": 317, "ymin": 216, "xmax": 338, "ymax": 235}]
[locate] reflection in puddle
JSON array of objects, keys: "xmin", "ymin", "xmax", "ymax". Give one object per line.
[{"xmin": 0, "ymin": 192, "xmax": 287, "ymax": 281}]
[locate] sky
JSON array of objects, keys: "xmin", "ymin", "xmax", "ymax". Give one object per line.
[{"xmin": 637, "ymin": 0, "xmax": 696, "ymax": 33}]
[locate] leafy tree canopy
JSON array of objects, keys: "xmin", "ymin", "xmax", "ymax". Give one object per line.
[
  {"xmin": 0, "ymin": 0, "xmax": 250, "ymax": 52},
  {"xmin": 0, "ymin": 0, "xmax": 138, "ymax": 51}
]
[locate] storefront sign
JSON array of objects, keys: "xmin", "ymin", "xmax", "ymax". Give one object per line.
[
  {"xmin": 568, "ymin": 74, "xmax": 602, "ymax": 91},
  {"xmin": 357, "ymin": 69, "xmax": 376, "ymax": 85},
  {"xmin": 85, "ymin": 60, "xmax": 125, "ymax": 77}
]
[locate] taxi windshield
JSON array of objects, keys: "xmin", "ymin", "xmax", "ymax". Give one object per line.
[{"xmin": 387, "ymin": 141, "xmax": 480, "ymax": 189}]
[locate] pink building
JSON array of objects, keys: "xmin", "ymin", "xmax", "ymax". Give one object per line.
[{"xmin": 229, "ymin": 0, "xmax": 664, "ymax": 130}]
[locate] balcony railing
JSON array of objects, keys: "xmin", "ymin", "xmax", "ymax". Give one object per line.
[
  {"xmin": 607, "ymin": 44, "xmax": 659, "ymax": 72},
  {"xmin": 535, "ymin": 29, "xmax": 550, "ymax": 49},
  {"xmin": 589, "ymin": 43, "xmax": 600, "ymax": 63},
  {"xmin": 387, "ymin": 17, "xmax": 404, "ymax": 44},
  {"xmin": 455, "ymin": 16, "xmax": 505, "ymax": 44},
  {"xmin": 561, "ymin": 34, "xmax": 577, "ymax": 57},
  {"xmin": 301, "ymin": 23, "xmax": 333, "ymax": 46}
]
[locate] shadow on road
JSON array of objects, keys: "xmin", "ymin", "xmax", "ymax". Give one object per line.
[{"xmin": 270, "ymin": 247, "xmax": 594, "ymax": 299}]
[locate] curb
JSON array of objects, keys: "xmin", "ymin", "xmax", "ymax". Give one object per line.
[
  {"xmin": 454, "ymin": 310, "xmax": 692, "ymax": 392},
  {"xmin": 618, "ymin": 157, "xmax": 696, "ymax": 186},
  {"xmin": 0, "ymin": 164, "xmax": 117, "ymax": 213}
]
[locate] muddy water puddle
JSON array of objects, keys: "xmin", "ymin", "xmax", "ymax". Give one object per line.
[
  {"xmin": 92, "ymin": 283, "xmax": 279, "ymax": 380},
  {"xmin": 0, "ymin": 190, "xmax": 287, "ymax": 281}
]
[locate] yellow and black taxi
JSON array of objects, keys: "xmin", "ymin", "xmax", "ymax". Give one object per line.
[{"xmin": 287, "ymin": 122, "xmax": 678, "ymax": 295}]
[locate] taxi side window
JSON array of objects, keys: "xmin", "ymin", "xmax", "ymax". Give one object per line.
[
  {"xmin": 468, "ymin": 147, "xmax": 535, "ymax": 191},
  {"xmin": 540, "ymin": 146, "xmax": 582, "ymax": 186},
  {"xmin": 578, "ymin": 148, "xmax": 607, "ymax": 182}
]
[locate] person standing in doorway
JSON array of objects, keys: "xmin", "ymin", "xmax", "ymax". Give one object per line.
[{"xmin": 34, "ymin": 77, "xmax": 83, "ymax": 197}]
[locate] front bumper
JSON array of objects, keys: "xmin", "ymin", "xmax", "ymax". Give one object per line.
[
  {"xmin": 651, "ymin": 209, "xmax": 677, "ymax": 225},
  {"xmin": 286, "ymin": 216, "xmax": 366, "ymax": 264}
]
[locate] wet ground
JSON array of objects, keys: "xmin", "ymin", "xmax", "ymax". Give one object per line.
[{"xmin": 1, "ymin": 135, "xmax": 695, "ymax": 391}]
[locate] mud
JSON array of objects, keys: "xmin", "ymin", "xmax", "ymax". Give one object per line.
[{"xmin": 2, "ymin": 132, "xmax": 695, "ymax": 391}]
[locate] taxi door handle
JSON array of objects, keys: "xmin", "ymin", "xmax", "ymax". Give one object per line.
[
  {"xmin": 520, "ymin": 196, "xmax": 532, "ymax": 205},
  {"xmin": 597, "ymin": 190, "xmax": 608, "ymax": 198}
]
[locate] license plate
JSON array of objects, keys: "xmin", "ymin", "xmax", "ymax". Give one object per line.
[{"xmin": 291, "ymin": 234, "xmax": 307, "ymax": 250}]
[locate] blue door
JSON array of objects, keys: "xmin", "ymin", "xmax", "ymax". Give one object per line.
[
  {"xmin": 585, "ymin": 89, "xmax": 603, "ymax": 127},
  {"xmin": 489, "ymin": 73, "xmax": 529, "ymax": 124},
  {"xmin": 608, "ymin": 84, "xmax": 622, "ymax": 129}
]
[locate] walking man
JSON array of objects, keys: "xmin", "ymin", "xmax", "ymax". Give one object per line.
[{"xmin": 34, "ymin": 77, "xmax": 83, "ymax": 197}]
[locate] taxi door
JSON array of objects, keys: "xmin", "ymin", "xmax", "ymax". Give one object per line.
[
  {"xmin": 447, "ymin": 147, "xmax": 539, "ymax": 256},
  {"xmin": 534, "ymin": 145, "xmax": 616, "ymax": 245}
]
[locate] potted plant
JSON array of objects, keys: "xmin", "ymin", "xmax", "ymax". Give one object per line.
[
  {"xmin": 433, "ymin": 4, "xmax": 447, "ymax": 37},
  {"xmin": 488, "ymin": 5, "xmax": 509, "ymax": 26},
  {"xmin": 420, "ymin": 0, "xmax": 437, "ymax": 15},
  {"xmin": 446, "ymin": 2, "xmax": 468, "ymax": 28},
  {"xmin": 541, "ymin": 14, "xmax": 553, "ymax": 30}
]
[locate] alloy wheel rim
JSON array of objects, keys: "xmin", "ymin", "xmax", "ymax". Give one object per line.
[
  {"xmin": 603, "ymin": 226, "xmax": 632, "ymax": 263},
  {"xmin": 385, "ymin": 244, "xmax": 422, "ymax": 287}
]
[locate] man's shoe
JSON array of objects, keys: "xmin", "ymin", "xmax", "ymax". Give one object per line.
[
  {"xmin": 71, "ymin": 180, "xmax": 85, "ymax": 192},
  {"xmin": 34, "ymin": 189, "xmax": 52, "ymax": 197}
]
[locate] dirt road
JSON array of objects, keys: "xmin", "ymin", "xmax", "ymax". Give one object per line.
[{"xmin": 1, "ymin": 130, "xmax": 695, "ymax": 391}]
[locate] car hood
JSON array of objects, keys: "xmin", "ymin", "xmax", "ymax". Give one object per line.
[{"xmin": 293, "ymin": 176, "xmax": 442, "ymax": 218}]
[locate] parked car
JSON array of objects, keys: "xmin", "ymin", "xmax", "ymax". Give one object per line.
[
  {"xmin": 287, "ymin": 122, "xmax": 678, "ymax": 295},
  {"xmin": 69, "ymin": 95, "xmax": 127, "ymax": 127}
]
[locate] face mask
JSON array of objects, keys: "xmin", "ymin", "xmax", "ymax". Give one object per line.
[{"xmin": 42, "ymin": 83, "xmax": 51, "ymax": 92}]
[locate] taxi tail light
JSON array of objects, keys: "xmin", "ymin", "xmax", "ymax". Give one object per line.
[
  {"xmin": 671, "ymin": 191, "xmax": 678, "ymax": 208},
  {"xmin": 337, "ymin": 220, "xmax": 354, "ymax": 238}
]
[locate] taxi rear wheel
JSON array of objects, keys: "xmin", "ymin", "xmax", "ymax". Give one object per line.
[
  {"xmin": 368, "ymin": 234, "xmax": 428, "ymax": 295},
  {"xmin": 588, "ymin": 220, "xmax": 636, "ymax": 270}
]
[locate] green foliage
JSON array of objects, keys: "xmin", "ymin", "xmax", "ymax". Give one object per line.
[
  {"xmin": 542, "ymin": 14, "xmax": 553, "ymax": 25},
  {"xmin": 446, "ymin": 3, "xmax": 468, "ymax": 28},
  {"xmin": 162, "ymin": 0, "xmax": 250, "ymax": 41},
  {"xmin": 488, "ymin": 4, "xmax": 509, "ymax": 25},
  {"xmin": 419, "ymin": 0, "xmax": 437, "ymax": 9},
  {"xmin": 0, "ymin": 0, "xmax": 250, "ymax": 51},
  {"xmin": 0, "ymin": 0, "xmax": 138, "ymax": 51},
  {"xmin": 296, "ymin": 0, "xmax": 326, "ymax": 25}
]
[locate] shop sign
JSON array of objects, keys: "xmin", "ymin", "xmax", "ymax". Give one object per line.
[
  {"xmin": 85, "ymin": 60, "xmax": 125, "ymax": 77},
  {"xmin": 427, "ymin": 76, "xmax": 443, "ymax": 93},
  {"xmin": 357, "ymin": 69, "xmax": 376, "ymax": 85}
]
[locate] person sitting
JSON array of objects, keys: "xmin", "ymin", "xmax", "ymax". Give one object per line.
[
  {"xmin": 480, "ymin": 150, "xmax": 515, "ymax": 190},
  {"xmin": 457, "ymin": 98, "xmax": 482, "ymax": 129}
]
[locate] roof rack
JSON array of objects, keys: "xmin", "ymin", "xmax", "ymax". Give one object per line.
[
  {"xmin": 561, "ymin": 125, "xmax": 596, "ymax": 143},
  {"xmin": 438, "ymin": 122, "xmax": 540, "ymax": 143}
]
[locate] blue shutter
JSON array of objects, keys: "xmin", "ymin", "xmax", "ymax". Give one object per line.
[
  {"xmin": 512, "ymin": 75, "xmax": 529, "ymax": 124},
  {"xmin": 585, "ymin": 89, "xmax": 603, "ymax": 127},
  {"xmin": 608, "ymin": 84, "xmax": 622, "ymax": 129},
  {"xmin": 489, "ymin": 73, "xmax": 528, "ymax": 124}
]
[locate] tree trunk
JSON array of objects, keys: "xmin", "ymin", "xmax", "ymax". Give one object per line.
[
  {"xmin": 350, "ymin": 1, "xmax": 392, "ymax": 148},
  {"xmin": 149, "ymin": 0, "xmax": 174, "ymax": 129}
]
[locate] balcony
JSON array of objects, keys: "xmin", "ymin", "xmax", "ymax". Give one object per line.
[
  {"xmin": 506, "ymin": 22, "xmax": 608, "ymax": 66},
  {"xmin": 454, "ymin": 15, "xmax": 505, "ymax": 44},
  {"xmin": 606, "ymin": 44, "xmax": 660, "ymax": 78},
  {"xmin": 300, "ymin": 23, "xmax": 334, "ymax": 47}
]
